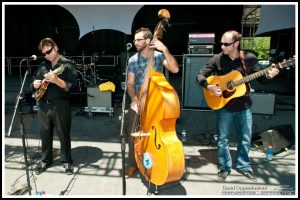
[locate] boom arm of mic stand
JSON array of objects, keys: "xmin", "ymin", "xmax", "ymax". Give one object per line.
[
  {"xmin": 8, "ymin": 58, "xmax": 27, "ymax": 136},
  {"xmin": 7, "ymin": 69, "xmax": 29, "ymax": 137}
]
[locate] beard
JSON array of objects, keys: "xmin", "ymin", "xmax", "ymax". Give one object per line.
[{"xmin": 137, "ymin": 43, "xmax": 146, "ymax": 52}]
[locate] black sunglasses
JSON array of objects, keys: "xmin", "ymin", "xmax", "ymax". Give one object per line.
[
  {"xmin": 42, "ymin": 46, "xmax": 54, "ymax": 56},
  {"xmin": 220, "ymin": 41, "xmax": 237, "ymax": 47}
]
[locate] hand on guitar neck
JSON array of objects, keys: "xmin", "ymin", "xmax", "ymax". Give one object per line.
[
  {"xmin": 34, "ymin": 66, "xmax": 65, "ymax": 100},
  {"xmin": 266, "ymin": 63, "xmax": 280, "ymax": 79},
  {"xmin": 44, "ymin": 70, "xmax": 59, "ymax": 84}
]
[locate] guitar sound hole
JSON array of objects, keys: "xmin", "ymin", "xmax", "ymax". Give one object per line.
[{"xmin": 227, "ymin": 81, "xmax": 235, "ymax": 91}]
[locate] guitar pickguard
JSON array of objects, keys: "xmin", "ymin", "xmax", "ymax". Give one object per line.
[{"xmin": 222, "ymin": 89, "xmax": 236, "ymax": 98}]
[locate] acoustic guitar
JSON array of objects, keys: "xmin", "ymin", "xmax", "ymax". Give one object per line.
[
  {"xmin": 203, "ymin": 58, "xmax": 295, "ymax": 110},
  {"xmin": 34, "ymin": 65, "xmax": 65, "ymax": 100}
]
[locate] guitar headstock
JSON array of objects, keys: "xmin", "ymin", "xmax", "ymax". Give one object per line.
[{"xmin": 279, "ymin": 57, "xmax": 295, "ymax": 70}]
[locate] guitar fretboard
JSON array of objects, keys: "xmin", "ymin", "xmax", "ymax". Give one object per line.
[
  {"xmin": 233, "ymin": 57, "xmax": 295, "ymax": 87},
  {"xmin": 234, "ymin": 66, "xmax": 273, "ymax": 86}
]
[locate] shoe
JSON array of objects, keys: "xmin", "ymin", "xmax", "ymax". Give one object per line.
[
  {"xmin": 63, "ymin": 163, "xmax": 74, "ymax": 175},
  {"xmin": 125, "ymin": 167, "xmax": 138, "ymax": 179},
  {"xmin": 35, "ymin": 162, "xmax": 51, "ymax": 175},
  {"xmin": 217, "ymin": 169, "xmax": 230, "ymax": 181},
  {"xmin": 239, "ymin": 170, "xmax": 257, "ymax": 181}
]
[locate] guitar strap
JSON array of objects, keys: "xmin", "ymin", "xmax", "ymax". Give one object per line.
[
  {"xmin": 240, "ymin": 50, "xmax": 251, "ymax": 96},
  {"xmin": 239, "ymin": 50, "xmax": 247, "ymax": 75}
]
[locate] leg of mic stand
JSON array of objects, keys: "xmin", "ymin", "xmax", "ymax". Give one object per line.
[
  {"xmin": 20, "ymin": 113, "xmax": 32, "ymax": 195},
  {"xmin": 119, "ymin": 87, "xmax": 128, "ymax": 195},
  {"xmin": 121, "ymin": 134, "xmax": 126, "ymax": 195},
  {"xmin": 8, "ymin": 70, "xmax": 32, "ymax": 195},
  {"xmin": 77, "ymin": 80, "xmax": 83, "ymax": 115},
  {"xmin": 118, "ymin": 49, "xmax": 132, "ymax": 195}
]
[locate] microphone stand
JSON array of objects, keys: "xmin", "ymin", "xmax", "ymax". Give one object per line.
[
  {"xmin": 7, "ymin": 62, "xmax": 32, "ymax": 195},
  {"xmin": 119, "ymin": 49, "xmax": 131, "ymax": 195}
]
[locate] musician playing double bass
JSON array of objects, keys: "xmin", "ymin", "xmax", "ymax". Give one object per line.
[
  {"xmin": 197, "ymin": 30, "xmax": 279, "ymax": 182},
  {"xmin": 32, "ymin": 38, "xmax": 77, "ymax": 175},
  {"xmin": 125, "ymin": 27, "xmax": 179, "ymax": 178}
]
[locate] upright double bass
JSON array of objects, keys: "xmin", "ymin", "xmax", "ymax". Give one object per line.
[{"xmin": 133, "ymin": 9, "xmax": 185, "ymax": 186}]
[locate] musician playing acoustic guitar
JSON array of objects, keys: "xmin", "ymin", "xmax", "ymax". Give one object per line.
[
  {"xmin": 197, "ymin": 30, "xmax": 279, "ymax": 182},
  {"xmin": 32, "ymin": 38, "xmax": 77, "ymax": 175}
]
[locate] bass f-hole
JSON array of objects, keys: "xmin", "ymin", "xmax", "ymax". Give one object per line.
[{"xmin": 152, "ymin": 126, "xmax": 161, "ymax": 150}]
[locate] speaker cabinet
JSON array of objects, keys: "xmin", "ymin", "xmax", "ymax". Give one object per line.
[
  {"xmin": 182, "ymin": 54, "xmax": 213, "ymax": 110},
  {"xmin": 251, "ymin": 92, "xmax": 276, "ymax": 115},
  {"xmin": 251, "ymin": 124, "xmax": 295, "ymax": 155},
  {"xmin": 87, "ymin": 87, "xmax": 112, "ymax": 108}
]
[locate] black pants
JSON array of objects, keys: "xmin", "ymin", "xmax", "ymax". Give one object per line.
[{"xmin": 38, "ymin": 99, "xmax": 72, "ymax": 165}]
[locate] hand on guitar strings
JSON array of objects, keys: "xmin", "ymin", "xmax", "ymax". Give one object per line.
[
  {"xmin": 33, "ymin": 80, "xmax": 42, "ymax": 89},
  {"xmin": 130, "ymin": 96, "xmax": 140, "ymax": 114},
  {"xmin": 207, "ymin": 85, "xmax": 222, "ymax": 97}
]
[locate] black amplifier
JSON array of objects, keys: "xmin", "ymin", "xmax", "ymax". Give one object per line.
[
  {"xmin": 188, "ymin": 45, "xmax": 214, "ymax": 55},
  {"xmin": 188, "ymin": 33, "xmax": 215, "ymax": 44}
]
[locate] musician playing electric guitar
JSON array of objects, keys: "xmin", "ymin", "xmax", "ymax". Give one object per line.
[
  {"xmin": 32, "ymin": 38, "xmax": 77, "ymax": 175},
  {"xmin": 197, "ymin": 30, "xmax": 279, "ymax": 182}
]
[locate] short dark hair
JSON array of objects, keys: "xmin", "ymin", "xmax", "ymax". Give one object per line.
[
  {"xmin": 224, "ymin": 30, "xmax": 242, "ymax": 41},
  {"xmin": 38, "ymin": 38, "xmax": 57, "ymax": 52},
  {"xmin": 223, "ymin": 30, "xmax": 242, "ymax": 50},
  {"xmin": 135, "ymin": 27, "xmax": 153, "ymax": 40}
]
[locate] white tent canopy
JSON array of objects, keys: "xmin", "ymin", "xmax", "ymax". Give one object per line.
[{"xmin": 61, "ymin": 5, "xmax": 143, "ymax": 38}]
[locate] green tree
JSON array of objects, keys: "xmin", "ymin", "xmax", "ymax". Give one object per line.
[{"xmin": 241, "ymin": 37, "xmax": 270, "ymax": 60}]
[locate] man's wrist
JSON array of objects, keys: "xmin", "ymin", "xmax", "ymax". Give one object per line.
[
  {"xmin": 131, "ymin": 96, "xmax": 138, "ymax": 102},
  {"xmin": 266, "ymin": 74, "xmax": 272, "ymax": 79}
]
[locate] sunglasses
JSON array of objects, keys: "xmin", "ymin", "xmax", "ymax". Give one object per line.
[
  {"xmin": 220, "ymin": 41, "xmax": 237, "ymax": 47},
  {"xmin": 42, "ymin": 46, "xmax": 54, "ymax": 56}
]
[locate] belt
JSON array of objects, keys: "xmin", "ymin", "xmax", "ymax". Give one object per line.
[{"xmin": 41, "ymin": 98, "xmax": 66, "ymax": 104}]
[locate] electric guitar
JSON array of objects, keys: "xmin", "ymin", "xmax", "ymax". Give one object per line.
[
  {"xmin": 34, "ymin": 65, "xmax": 65, "ymax": 100},
  {"xmin": 203, "ymin": 58, "xmax": 295, "ymax": 110}
]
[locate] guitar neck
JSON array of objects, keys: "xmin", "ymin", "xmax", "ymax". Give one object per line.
[
  {"xmin": 234, "ymin": 64, "xmax": 278, "ymax": 86},
  {"xmin": 35, "ymin": 65, "xmax": 65, "ymax": 100}
]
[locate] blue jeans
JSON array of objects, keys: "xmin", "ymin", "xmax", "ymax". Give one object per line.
[{"xmin": 216, "ymin": 108, "xmax": 253, "ymax": 172}]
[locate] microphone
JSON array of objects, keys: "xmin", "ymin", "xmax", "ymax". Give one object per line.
[
  {"xmin": 126, "ymin": 43, "xmax": 132, "ymax": 51},
  {"xmin": 23, "ymin": 55, "xmax": 37, "ymax": 61}
]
